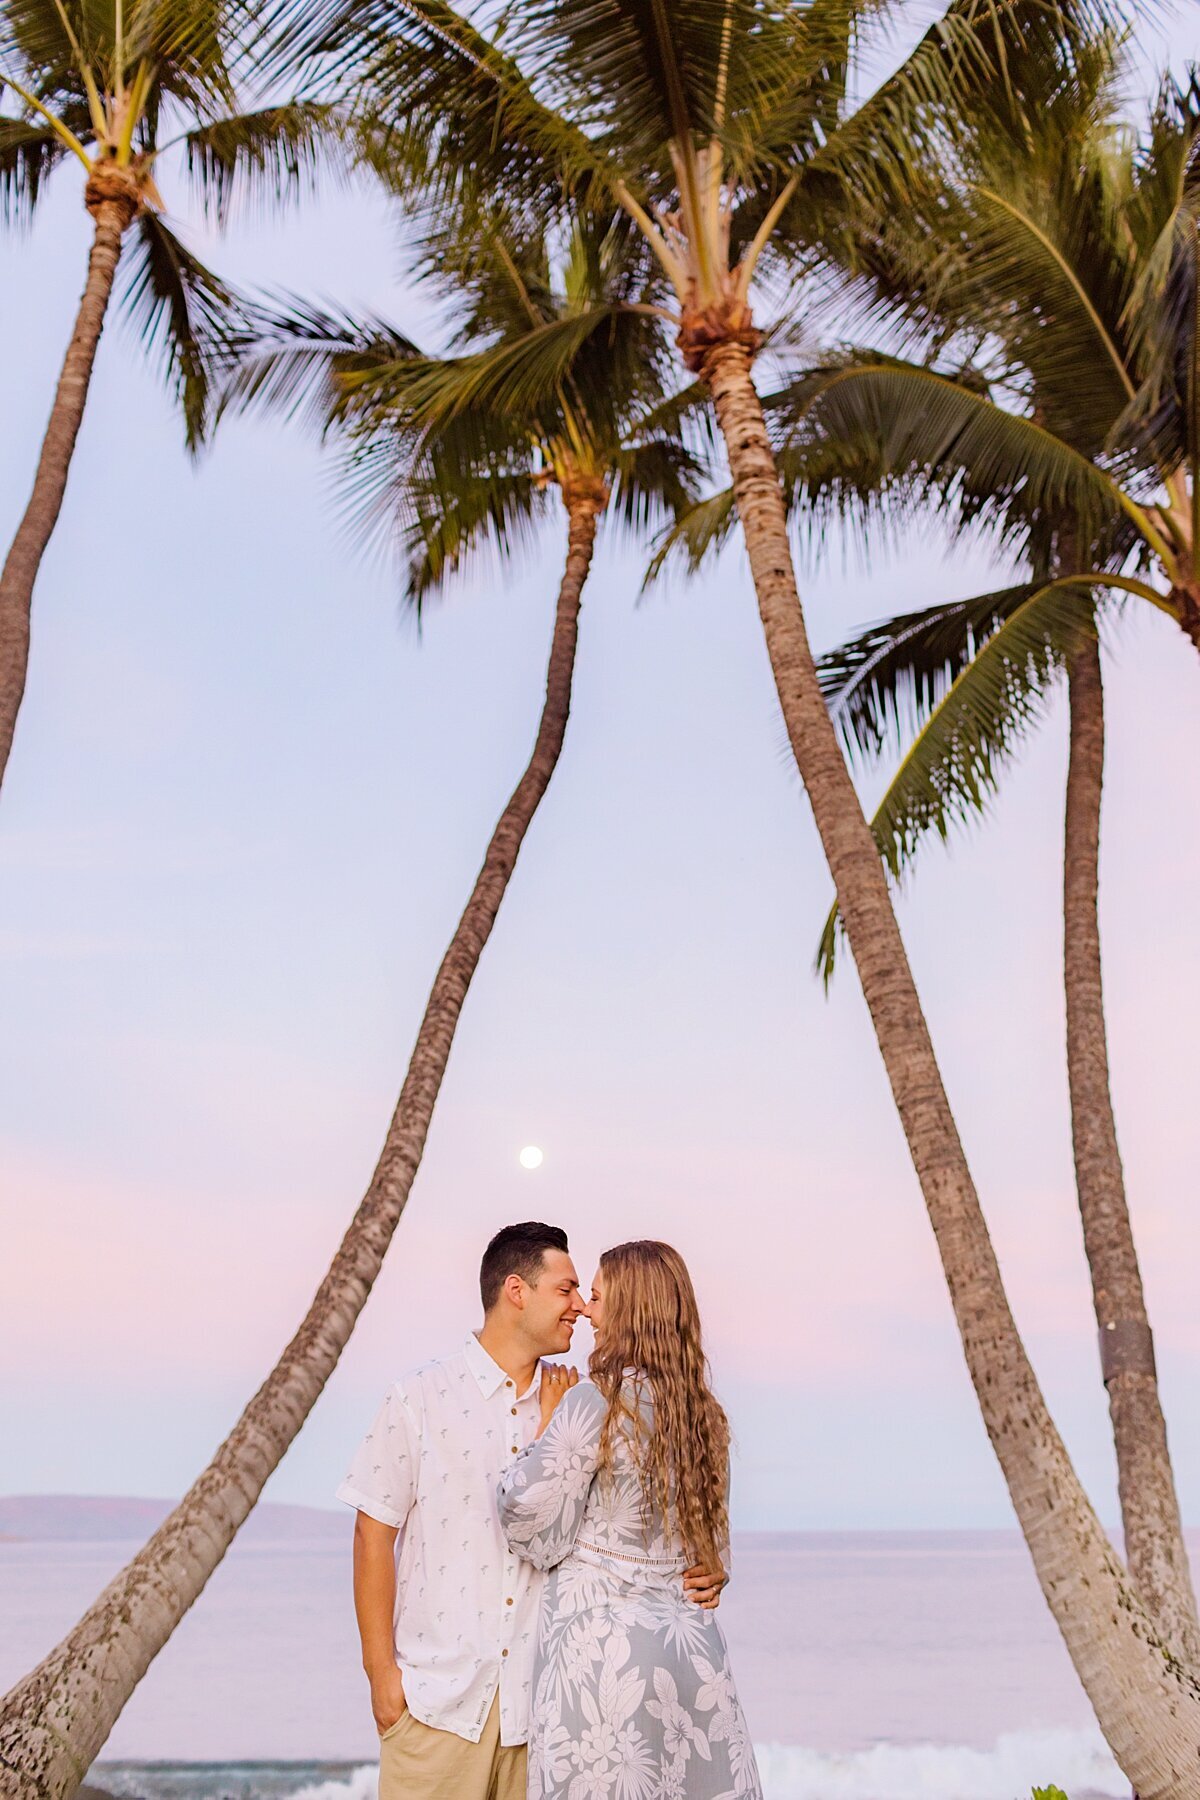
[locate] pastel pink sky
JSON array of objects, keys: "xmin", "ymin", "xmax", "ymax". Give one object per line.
[{"xmin": 3, "ymin": 8, "xmax": 1200, "ymax": 1529}]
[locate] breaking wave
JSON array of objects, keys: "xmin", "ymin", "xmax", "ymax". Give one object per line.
[{"xmin": 93, "ymin": 1728, "xmax": 1124, "ymax": 1800}]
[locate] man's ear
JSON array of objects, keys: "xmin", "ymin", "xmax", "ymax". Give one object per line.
[{"xmin": 502, "ymin": 1272, "xmax": 526, "ymax": 1310}]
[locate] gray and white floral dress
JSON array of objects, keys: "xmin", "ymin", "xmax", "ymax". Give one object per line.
[{"xmin": 497, "ymin": 1377, "xmax": 762, "ymax": 1800}]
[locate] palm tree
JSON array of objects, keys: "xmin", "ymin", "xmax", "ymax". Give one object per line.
[
  {"xmin": 0, "ymin": 209, "xmax": 701, "ymax": 1799},
  {"xmin": 654, "ymin": 55, "xmax": 1200, "ymax": 1664},
  {"xmin": 809, "ymin": 54, "xmax": 1200, "ymax": 1667},
  {"xmin": 0, "ymin": 0, "xmax": 336, "ymax": 794},
  {"xmin": 814, "ymin": 587, "xmax": 1198, "ymax": 1662},
  {"xmin": 260, "ymin": 4, "xmax": 1200, "ymax": 1786}
]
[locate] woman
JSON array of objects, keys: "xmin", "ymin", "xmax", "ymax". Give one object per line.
[{"xmin": 498, "ymin": 1240, "xmax": 762, "ymax": 1800}]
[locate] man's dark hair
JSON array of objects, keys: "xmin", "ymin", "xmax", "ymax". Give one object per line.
[{"xmin": 480, "ymin": 1221, "xmax": 569, "ymax": 1311}]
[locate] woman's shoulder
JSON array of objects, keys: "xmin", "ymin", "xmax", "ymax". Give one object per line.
[
  {"xmin": 541, "ymin": 1372, "xmax": 606, "ymax": 1418},
  {"xmin": 562, "ymin": 1374, "xmax": 605, "ymax": 1410}
]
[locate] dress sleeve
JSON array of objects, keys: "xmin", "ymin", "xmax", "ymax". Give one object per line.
[
  {"xmin": 335, "ymin": 1383, "xmax": 419, "ymax": 1530},
  {"xmin": 497, "ymin": 1378, "xmax": 606, "ymax": 1571}
]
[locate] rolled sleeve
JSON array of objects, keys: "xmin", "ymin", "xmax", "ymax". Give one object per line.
[{"xmin": 335, "ymin": 1383, "xmax": 418, "ymax": 1529}]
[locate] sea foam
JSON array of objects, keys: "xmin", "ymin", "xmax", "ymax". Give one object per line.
[
  {"xmin": 754, "ymin": 1728, "xmax": 1122, "ymax": 1799},
  {"xmin": 272, "ymin": 1728, "xmax": 1123, "ymax": 1800}
]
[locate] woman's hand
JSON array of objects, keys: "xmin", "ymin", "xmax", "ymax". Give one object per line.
[
  {"xmin": 683, "ymin": 1562, "xmax": 728, "ymax": 1609},
  {"xmin": 536, "ymin": 1362, "xmax": 579, "ymax": 1435}
]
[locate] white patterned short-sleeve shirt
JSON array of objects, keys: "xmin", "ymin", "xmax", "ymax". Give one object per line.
[{"xmin": 336, "ymin": 1334, "xmax": 545, "ymax": 1745}]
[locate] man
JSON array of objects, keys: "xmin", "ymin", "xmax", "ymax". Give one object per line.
[{"xmin": 337, "ymin": 1220, "xmax": 725, "ymax": 1800}]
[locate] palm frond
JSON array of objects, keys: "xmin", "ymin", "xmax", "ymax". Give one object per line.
[
  {"xmin": 0, "ymin": 110, "xmax": 61, "ymax": 221},
  {"xmin": 217, "ymin": 295, "xmax": 421, "ymax": 434},
  {"xmin": 395, "ymin": 464, "xmax": 544, "ymax": 608},
  {"xmin": 953, "ymin": 176, "xmax": 1137, "ymax": 454},
  {"xmin": 769, "ymin": 2, "xmax": 1129, "ymax": 346},
  {"xmin": 817, "ymin": 582, "xmax": 1047, "ymax": 764},
  {"xmin": 118, "ymin": 209, "xmax": 241, "ymax": 449},
  {"xmin": 814, "ymin": 577, "xmax": 1101, "ymax": 982},
  {"xmin": 126, "ymin": 0, "xmax": 235, "ymax": 116},
  {"xmin": 774, "ymin": 355, "xmax": 1130, "ymax": 559},
  {"xmin": 608, "ymin": 436, "xmax": 705, "ymax": 537},
  {"xmin": 1110, "ymin": 78, "xmax": 1200, "ymax": 489},
  {"xmin": 181, "ymin": 100, "xmax": 348, "ymax": 221},
  {"xmin": 520, "ymin": 0, "xmax": 805, "ymax": 180},
  {"xmin": 336, "ymin": 306, "xmax": 633, "ymax": 439},
  {"xmin": 643, "ymin": 485, "xmax": 736, "ymax": 583},
  {"xmin": 0, "ymin": 0, "xmax": 83, "ymax": 85},
  {"xmin": 721, "ymin": 0, "xmax": 856, "ymax": 185},
  {"xmin": 630, "ymin": 376, "xmax": 714, "ymax": 446},
  {"xmin": 776, "ymin": 0, "xmax": 1104, "ymax": 233},
  {"xmin": 266, "ymin": 0, "xmax": 612, "ymax": 213}
]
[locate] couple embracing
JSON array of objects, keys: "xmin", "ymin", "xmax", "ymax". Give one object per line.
[{"xmin": 337, "ymin": 1221, "xmax": 763, "ymax": 1800}]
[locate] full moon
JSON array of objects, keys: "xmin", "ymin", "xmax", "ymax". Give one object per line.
[{"xmin": 518, "ymin": 1145, "xmax": 544, "ymax": 1170}]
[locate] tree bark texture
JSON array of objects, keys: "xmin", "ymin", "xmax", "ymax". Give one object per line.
[
  {"xmin": 1170, "ymin": 582, "xmax": 1200, "ymax": 654},
  {"xmin": 0, "ymin": 494, "xmax": 601, "ymax": 1798},
  {"xmin": 701, "ymin": 340, "xmax": 1200, "ymax": 1797},
  {"xmin": 0, "ymin": 192, "xmax": 131, "ymax": 793},
  {"xmin": 1064, "ymin": 640, "xmax": 1199, "ymax": 1664}
]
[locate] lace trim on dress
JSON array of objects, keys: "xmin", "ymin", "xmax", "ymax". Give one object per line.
[{"xmin": 574, "ymin": 1538, "xmax": 689, "ymax": 1569}]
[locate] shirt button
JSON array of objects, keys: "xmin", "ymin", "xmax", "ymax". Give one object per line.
[
  {"xmin": 511, "ymin": 1446, "xmax": 518, "ymax": 1455},
  {"xmin": 505, "ymin": 1380, "xmax": 514, "ymax": 1389},
  {"xmin": 502, "ymin": 1648, "xmax": 509, "ymax": 1657},
  {"xmin": 510, "ymin": 1406, "xmax": 517, "ymax": 1415},
  {"xmin": 506, "ymin": 1597, "xmax": 513, "ymax": 1606}
]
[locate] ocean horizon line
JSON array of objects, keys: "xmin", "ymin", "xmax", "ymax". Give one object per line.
[{"xmin": 6, "ymin": 1495, "xmax": 1200, "ymax": 1544}]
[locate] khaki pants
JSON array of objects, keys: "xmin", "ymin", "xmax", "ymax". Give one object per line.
[{"xmin": 378, "ymin": 1691, "xmax": 526, "ymax": 1800}]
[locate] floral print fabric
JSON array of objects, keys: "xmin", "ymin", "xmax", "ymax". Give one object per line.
[{"xmin": 497, "ymin": 1378, "xmax": 763, "ymax": 1800}]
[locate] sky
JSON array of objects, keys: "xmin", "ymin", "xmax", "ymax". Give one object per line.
[{"xmin": 3, "ymin": 6, "xmax": 1200, "ymax": 1535}]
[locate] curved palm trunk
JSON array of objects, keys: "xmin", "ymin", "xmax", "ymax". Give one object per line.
[
  {"xmin": 0, "ymin": 491, "xmax": 602, "ymax": 1800},
  {"xmin": 0, "ymin": 186, "xmax": 135, "ymax": 792},
  {"xmin": 1064, "ymin": 640, "xmax": 1199, "ymax": 1664},
  {"xmin": 700, "ymin": 340, "xmax": 1200, "ymax": 1796}
]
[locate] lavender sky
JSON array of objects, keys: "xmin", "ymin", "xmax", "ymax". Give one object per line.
[{"xmin": 3, "ymin": 7, "xmax": 1200, "ymax": 1532}]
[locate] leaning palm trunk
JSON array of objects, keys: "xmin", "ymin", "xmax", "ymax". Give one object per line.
[
  {"xmin": 699, "ymin": 339, "xmax": 1200, "ymax": 1795},
  {"xmin": 0, "ymin": 490, "xmax": 601, "ymax": 1800},
  {"xmin": 0, "ymin": 176, "xmax": 137, "ymax": 791},
  {"xmin": 1064, "ymin": 640, "xmax": 1199, "ymax": 1665}
]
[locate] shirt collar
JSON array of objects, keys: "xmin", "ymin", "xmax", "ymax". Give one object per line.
[{"xmin": 464, "ymin": 1332, "xmax": 539, "ymax": 1401}]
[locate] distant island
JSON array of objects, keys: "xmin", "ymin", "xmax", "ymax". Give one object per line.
[{"xmin": 0, "ymin": 1494, "xmax": 347, "ymax": 1543}]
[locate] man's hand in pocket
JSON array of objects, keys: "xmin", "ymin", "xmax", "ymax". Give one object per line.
[{"xmin": 371, "ymin": 1665, "xmax": 407, "ymax": 1735}]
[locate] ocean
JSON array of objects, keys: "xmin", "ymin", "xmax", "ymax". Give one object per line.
[{"xmin": 0, "ymin": 1530, "xmax": 1138, "ymax": 1800}]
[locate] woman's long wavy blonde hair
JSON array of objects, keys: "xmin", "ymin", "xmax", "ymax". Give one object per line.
[{"xmin": 588, "ymin": 1240, "xmax": 729, "ymax": 1571}]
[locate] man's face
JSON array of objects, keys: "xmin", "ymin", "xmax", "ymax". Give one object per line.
[{"xmin": 521, "ymin": 1249, "xmax": 584, "ymax": 1354}]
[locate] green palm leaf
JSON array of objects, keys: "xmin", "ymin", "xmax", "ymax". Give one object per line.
[
  {"xmin": 336, "ymin": 307, "xmax": 640, "ymax": 439},
  {"xmin": 392, "ymin": 463, "xmax": 545, "ymax": 607},
  {"xmin": 222, "ymin": 203, "xmax": 704, "ymax": 606},
  {"xmin": 123, "ymin": 0, "xmax": 234, "ymax": 114},
  {"xmin": 957, "ymin": 178, "xmax": 1137, "ymax": 454},
  {"xmin": 217, "ymin": 296, "xmax": 422, "ymax": 433},
  {"xmin": 181, "ymin": 100, "xmax": 347, "ymax": 220},
  {"xmin": 1, "ymin": 0, "xmax": 87, "ymax": 83},
  {"xmin": 814, "ymin": 577, "xmax": 1101, "ymax": 981},
  {"xmin": 818, "ymin": 582, "xmax": 1046, "ymax": 763},
  {"xmin": 609, "ymin": 436, "xmax": 707, "ymax": 536},
  {"xmin": 773, "ymin": 0, "xmax": 1118, "ymax": 246},
  {"xmin": 0, "ymin": 110, "xmax": 60, "ymax": 220},
  {"xmin": 1109, "ymin": 79, "xmax": 1200, "ymax": 505},
  {"xmin": 119, "ymin": 209, "xmax": 240, "ymax": 448},
  {"xmin": 520, "ymin": 0, "xmax": 802, "ymax": 173},
  {"xmin": 775, "ymin": 356, "xmax": 1135, "ymax": 559},
  {"xmin": 267, "ymin": 0, "xmax": 613, "ymax": 212},
  {"xmin": 643, "ymin": 485, "xmax": 737, "ymax": 582}
]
